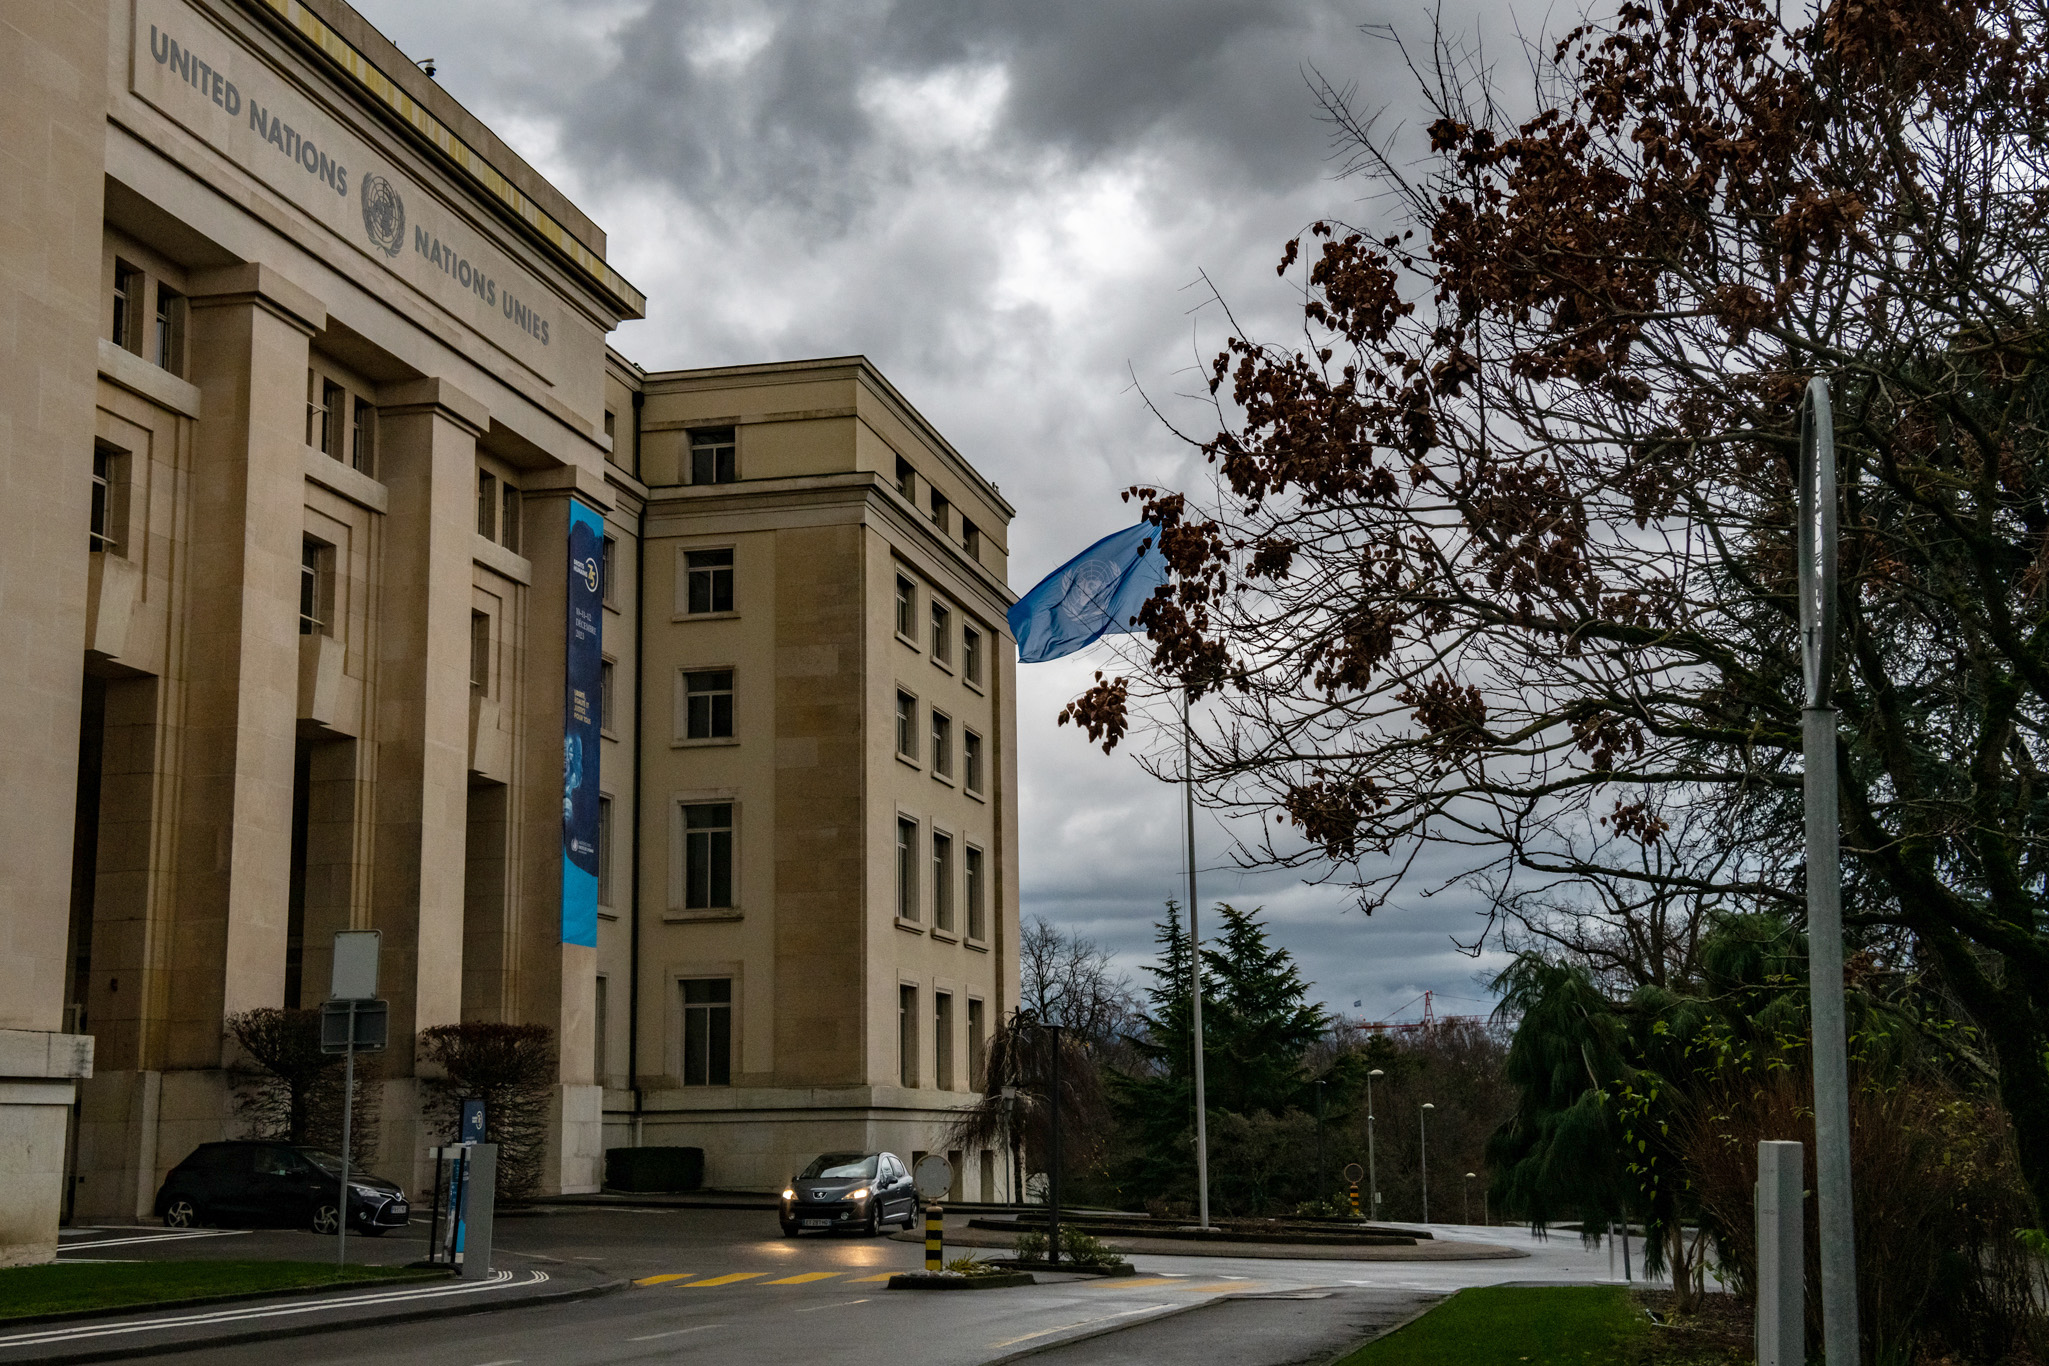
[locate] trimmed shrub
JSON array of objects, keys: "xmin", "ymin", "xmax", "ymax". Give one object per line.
[
  {"xmin": 225, "ymin": 1008, "xmax": 379, "ymax": 1167},
  {"xmin": 418, "ymin": 1023, "xmax": 554, "ymax": 1199}
]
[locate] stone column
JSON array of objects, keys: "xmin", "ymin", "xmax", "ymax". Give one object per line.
[
  {"xmin": 518, "ymin": 473, "xmax": 609, "ymax": 1194},
  {"xmin": 0, "ymin": 0, "xmax": 109, "ymax": 1262},
  {"xmin": 370, "ymin": 379, "xmax": 488, "ymax": 1187}
]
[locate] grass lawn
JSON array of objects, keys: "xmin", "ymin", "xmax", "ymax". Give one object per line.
[
  {"xmin": 1337, "ymin": 1286, "xmax": 1711, "ymax": 1366},
  {"xmin": 0, "ymin": 1260, "xmax": 438, "ymax": 1320}
]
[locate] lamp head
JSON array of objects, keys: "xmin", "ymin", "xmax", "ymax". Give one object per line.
[
  {"xmin": 1369, "ymin": 1068, "xmax": 1385, "ymax": 1077},
  {"xmin": 1421, "ymin": 1102, "xmax": 1435, "ymax": 1109}
]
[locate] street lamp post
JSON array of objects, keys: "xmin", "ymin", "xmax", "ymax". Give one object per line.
[
  {"xmin": 1367, "ymin": 1068, "xmax": 1384, "ymax": 1219},
  {"xmin": 1799, "ymin": 375, "xmax": 1860, "ymax": 1366},
  {"xmin": 1464, "ymin": 1172, "xmax": 1475, "ymax": 1226},
  {"xmin": 1314, "ymin": 1079, "xmax": 1326, "ymax": 1201},
  {"xmin": 1420, "ymin": 1102, "xmax": 1435, "ymax": 1223}
]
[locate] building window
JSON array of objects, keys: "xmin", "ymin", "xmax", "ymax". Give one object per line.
[
  {"xmin": 683, "ymin": 802, "xmax": 733, "ymax": 909},
  {"xmin": 930, "ymin": 602, "xmax": 951, "ymax": 664},
  {"xmin": 685, "ymin": 669, "xmax": 734, "ymax": 739},
  {"xmin": 300, "ymin": 539, "xmax": 334, "ymax": 636},
  {"xmin": 896, "ymin": 817, "xmax": 919, "ymax": 921},
  {"xmin": 603, "ymin": 409, "xmax": 615, "ymax": 441},
  {"xmin": 963, "ymin": 627, "xmax": 982, "ymax": 686},
  {"xmin": 934, "ymin": 991, "xmax": 954, "ymax": 1090},
  {"xmin": 681, "ymin": 978, "xmax": 733, "ymax": 1086},
  {"xmin": 470, "ymin": 612, "xmax": 490, "ymax": 695},
  {"xmin": 968, "ymin": 998, "xmax": 986, "ymax": 1089},
  {"xmin": 350, "ymin": 398, "xmax": 376, "ymax": 475},
  {"xmin": 595, "ymin": 975, "xmax": 609, "ymax": 1084},
  {"xmin": 963, "ymin": 519, "xmax": 981, "ymax": 560},
  {"xmin": 153, "ymin": 285, "xmax": 185, "ymax": 375},
  {"xmin": 501, "ymin": 485, "xmax": 522, "ymax": 553},
  {"xmin": 597, "ymin": 795, "xmax": 613, "ymax": 906},
  {"xmin": 932, "ymin": 831, "xmax": 954, "ymax": 931},
  {"xmin": 687, "ymin": 549, "xmax": 734, "ymax": 614},
  {"xmin": 690, "ymin": 427, "xmax": 737, "ymax": 484},
  {"xmin": 895, "ymin": 691, "xmax": 917, "ymax": 761},
  {"xmin": 898, "ymin": 984, "xmax": 918, "ymax": 1086},
  {"xmin": 931, "ymin": 712, "xmax": 952, "ymax": 779},
  {"xmin": 895, "ymin": 575, "xmax": 917, "ymax": 641},
  {"xmin": 929, "ymin": 489, "xmax": 950, "ymax": 534},
  {"xmin": 600, "ymin": 661, "xmax": 615, "ymax": 733},
  {"xmin": 602, "ymin": 536, "xmax": 617, "ymax": 606},
  {"xmin": 112, "ymin": 261, "xmax": 141, "ymax": 350},
  {"xmin": 89, "ymin": 446, "xmax": 124, "ymax": 554},
  {"xmin": 895, "ymin": 457, "xmax": 916, "ymax": 500},
  {"xmin": 964, "ymin": 731, "xmax": 983, "ymax": 795},
  {"xmin": 476, "ymin": 470, "xmax": 497, "ymax": 538},
  {"xmin": 966, "ymin": 846, "xmax": 986, "ymax": 941}
]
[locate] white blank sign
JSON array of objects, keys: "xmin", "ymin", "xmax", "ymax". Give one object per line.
[{"xmin": 330, "ymin": 930, "xmax": 381, "ymax": 1001}]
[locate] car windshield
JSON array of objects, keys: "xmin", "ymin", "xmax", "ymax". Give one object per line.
[
  {"xmin": 298, "ymin": 1150, "xmax": 347, "ymax": 1177},
  {"xmin": 799, "ymin": 1153, "xmax": 877, "ymax": 1180}
]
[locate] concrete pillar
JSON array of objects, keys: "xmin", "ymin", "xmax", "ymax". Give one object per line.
[
  {"xmin": 368, "ymin": 379, "xmax": 488, "ymax": 1192},
  {"xmin": 1757, "ymin": 1139, "xmax": 1805, "ymax": 1366},
  {"xmin": 0, "ymin": 0, "xmax": 109, "ymax": 1262}
]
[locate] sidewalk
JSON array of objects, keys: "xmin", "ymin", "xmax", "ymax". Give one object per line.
[{"xmin": 0, "ymin": 1264, "xmax": 622, "ymax": 1366}]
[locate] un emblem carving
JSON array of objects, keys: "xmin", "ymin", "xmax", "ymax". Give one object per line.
[{"xmin": 359, "ymin": 172, "xmax": 405, "ymax": 258}]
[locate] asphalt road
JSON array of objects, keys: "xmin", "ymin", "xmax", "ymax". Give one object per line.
[{"xmin": 51, "ymin": 1209, "xmax": 1645, "ymax": 1365}]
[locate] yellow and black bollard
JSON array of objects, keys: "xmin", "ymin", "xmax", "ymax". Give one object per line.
[
  {"xmin": 1349, "ymin": 1183, "xmax": 1361, "ymax": 1219},
  {"xmin": 925, "ymin": 1200, "xmax": 944, "ymax": 1272}
]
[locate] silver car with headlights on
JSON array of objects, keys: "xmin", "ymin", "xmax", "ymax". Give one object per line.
[{"xmin": 779, "ymin": 1151, "xmax": 919, "ymax": 1236}]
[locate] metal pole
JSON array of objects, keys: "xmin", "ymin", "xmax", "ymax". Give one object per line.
[
  {"xmin": 1184, "ymin": 686, "xmax": 1211, "ymax": 1230},
  {"xmin": 1367, "ymin": 1070, "xmax": 1381, "ymax": 1219},
  {"xmin": 337, "ymin": 1001, "xmax": 354, "ymax": 1271},
  {"xmin": 1419, "ymin": 1103, "xmax": 1433, "ymax": 1223},
  {"xmin": 1315, "ymin": 1081, "xmax": 1326, "ymax": 1201},
  {"xmin": 1047, "ymin": 1022, "xmax": 1061, "ymax": 1266},
  {"xmin": 1799, "ymin": 376, "xmax": 1860, "ymax": 1366}
]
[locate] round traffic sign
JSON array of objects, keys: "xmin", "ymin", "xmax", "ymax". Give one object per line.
[
  {"xmin": 913, "ymin": 1153, "xmax": 954, "ymax": 1200},
  {"xmin": 1343, "ymin": 1162, "xmax": 1365, "ymax": 1184}
]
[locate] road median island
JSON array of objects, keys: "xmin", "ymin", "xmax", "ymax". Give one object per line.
[{"xmin": 0, "ymin": 1262, "xmax": 444, "ymax": 1325}]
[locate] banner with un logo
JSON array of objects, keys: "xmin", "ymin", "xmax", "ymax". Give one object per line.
[
  {"xmin": 562, "ymin": 501, "xmax": 605, "ymax": 948},
  {"xmin": 1007, "ymin": 522, "xmax": 1170, "ymax": 663}
]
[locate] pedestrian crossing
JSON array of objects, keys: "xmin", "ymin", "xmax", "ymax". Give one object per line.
[{"xmin": 628, "ymin": 1269, "xmax": 1261, "ymax": 1293}]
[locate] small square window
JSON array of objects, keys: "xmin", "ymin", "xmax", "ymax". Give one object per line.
[
  {"xmin": 930, "ymin": 603, "xmax": 951, "ymax": 665},
  {"xmin": 929, "ymin": 489, "xmax": 950, "ymax": 534},
  {"xmin": 964, "ymin": 730, "xmax": 982, "ymax": 795},
  {"xmin": 895, "ymin": 575, "xmax": 917, "ymax": 642},
  {"xmin": 895, "ymin": 457, "xmax": 916, "ymax": 501},
  {"xmin": 963, "ymin": 519, "xmax": 981, "ymax": 560},
  {"xmin": 931, "ymin": 712, "xmax": 952, "ymax": 779},
  {"xmin": 685, "ymin": 669, "xmax": 734, "ymax": 739},
  {"xmin": 895, "ymin": 691, "xmax": 918, "ymax": 761},
  {"xmin": 690, "ymin": 428, "xmax": 737, "ymax": 484},
  {"xmin": 683, "ymin": 803, "xmax": 734, "ymax": 910},
  {"xmin": 687, "ymin": 549, "xmax": 735, "ymax": 614}
]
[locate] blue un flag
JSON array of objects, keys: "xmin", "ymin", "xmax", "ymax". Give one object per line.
[{"xmin": 1007, "ymin": 522, "xmax": 1170, "ymax": 664}]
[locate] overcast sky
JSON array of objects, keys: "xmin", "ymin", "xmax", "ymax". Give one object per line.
[{"xmin": 352, "ymin": 0, "xmax": 1523, "ymax": 1025}]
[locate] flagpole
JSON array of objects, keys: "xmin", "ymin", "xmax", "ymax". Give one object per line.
[{"xmin": 1184, "ymin": 684, "xmax": 1211, "ymax": 1230}]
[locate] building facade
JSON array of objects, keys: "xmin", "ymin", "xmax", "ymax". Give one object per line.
[{"xmin": 0, "ymin": 0, "xmax": 1016, "ymax": 1266}]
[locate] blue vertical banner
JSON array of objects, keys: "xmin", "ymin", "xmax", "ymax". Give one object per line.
[{"xmin": 562, "ymin": 500, "xmax": 603, "ymax": 947}]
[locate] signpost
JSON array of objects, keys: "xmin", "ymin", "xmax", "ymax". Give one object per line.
[
  {"xmin": 320, "ymin": 930, "xmax": 385, "ymax": 1271},
  {"xmin": 914, "ymin": 1154, "xmax": 953, "ymax": 1273},
  {"xmin": 1799, "ymin": 377, "xmax": 1860, "ymax": 1366}
]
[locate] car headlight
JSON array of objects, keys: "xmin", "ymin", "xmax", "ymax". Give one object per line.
[
  {"xmin": 781, "ymin": 1189, "xmax": 796, "ymax": 1201},
  {"xmin": 846, "ymin": 1188, "xmax": 870, "ymax": 1201}
]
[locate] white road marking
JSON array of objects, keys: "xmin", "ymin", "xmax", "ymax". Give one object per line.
[
  {"xmin": 57, "ymin": 1229, "xmax": 251, "ymax": 1251},
  {"xmin": 0, "ymin": 1269, "xmax": 543, "ymax": 1348},
  {"xmin": 794, "ymin": 1298, "xmax": 868, "ymax": 1313},
  {"xmin": 627, "ymin": 1325, "xmax": 721, "ymax": 1341},
  {"xmin": 987, "ymin": 1304, "xmax": 1175, "ymax": 1350}
]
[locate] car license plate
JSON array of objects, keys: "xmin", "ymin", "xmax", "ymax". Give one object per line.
[{"xmin": 801, "ymin": 1218, "xmax": 831, "ymax": 1228}]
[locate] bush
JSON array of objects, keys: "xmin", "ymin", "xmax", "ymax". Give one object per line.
[
  {"xmin": 1011, "ymin": 1227, "xmax": 1125, "ymax": 1267},
  {"xmin": 418, "ymin": 1023, "xmax": 554, "ymax": 1199},
  {"xmin": 225, "ymin": 1008, "xmax": 379, "ymax": 1167}
]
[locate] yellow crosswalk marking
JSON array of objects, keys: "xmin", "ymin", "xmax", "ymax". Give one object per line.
[
  {"xmin": 762, "ymin": 1272, "xmax": 842, "ymax": 1285},
  {"xmin": 688, "ymin": 1272, "xmax": 768, "ymax": 1287},
  {"xmin": 1086, "ymin": 1277, "xmax": 1184, "ymax": 1288},
  {"xmin": 633, "ymin": 1273, "xmax": 693, "ymax": 1287}
]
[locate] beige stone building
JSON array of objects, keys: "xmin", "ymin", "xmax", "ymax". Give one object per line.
[{"xmin": 0, "ymin": 0, "xmax": 1016, "ymax": 1266}]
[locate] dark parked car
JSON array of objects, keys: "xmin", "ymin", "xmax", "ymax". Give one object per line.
[
  {"xmin": 779, "ymin": 1152, "xmax": 918, "ymax": 1236},
  {"xmin": 153, "ymin": 1141, "xmax": 409, "ymax": 1235}
]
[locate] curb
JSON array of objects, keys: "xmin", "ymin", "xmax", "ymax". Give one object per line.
[
  {"xmin": 1, "ymin": 1274, "xmax": 626, "ymax": 1366},
  {"xmin": 0, "ymin": 1270, "xmax": 453, "ymax": 1329},
  {"xmin": 886, "ymin": 1271, "xmax": 1036, "ymax": 1291},
  {"xmin": 1314, "ymin": 1289, "xmax": 1450, "ymax": 1366}
]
